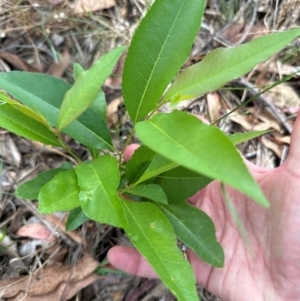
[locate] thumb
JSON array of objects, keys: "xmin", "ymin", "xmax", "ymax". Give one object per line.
[
  {"xmin": 282, "ymin": 111, "xmax": 300, "ymax": 174},
  {"xmin": 123, "ymin": 144, "xmax": 140, "ymax": 161}
]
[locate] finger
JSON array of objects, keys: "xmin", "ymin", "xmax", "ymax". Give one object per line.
[
  {"xmin": 107, "ymin": 246, "xmax": 158, "ymax": 278},
  {"xmin": 123, "ymin": 144, "xmax": 140, "ymax": 161},
  {"xmin": 283, "ymin": 111, "xmax": 300, "ymax": 173}
]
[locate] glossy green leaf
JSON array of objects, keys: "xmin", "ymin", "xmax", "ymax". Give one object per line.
[
  {"xmin": 16, "ymin": 168, "xmax": 66, "ymax": 200},
  {"xmin": 134, "ymin": 155, "xmax": 178, "ymax": 186},
  {"xmin": 164, "ymin": 28, "xmax": 300, "ymax": 103},
  {"xmin": 39, "ymin": 169, "xmax": 80, "ymax": 213},
  {"xmin": 0, "ymin": 103, "xmax": 60, "ymax": 146},
  {"xmin": 123, "ymin": 0, "xmax": 206, "ymax": 123},
  {"xmin": 58, "ymin": 46, "xmax": 125, "ymax": 130},
  {"xmin": 155, "ymin": 166, "xmax": 212, "ymax": 201},
  {"xmin": 158, "ymin": 199, "xmax": 224, "ymax": 267},
  {"xmin": 90, "ymin": 90, "xmax": 107, "ymax": 122},
  {"xmin": 228, "ymin": 130, "xmax": 269, "ymax": 145},
  {"xmin": 0, "ymin": 72, "xmax": 112, "ymax": 150},
  {"xmin": 75, "ymin": 155, "xmax": 127, "ymax": 228},
  {"xmin": 66, "ymin": 207, "xmax": 89, "ymax": 231},
  {"xmin": 0, "ymin": 91, "xmax": 51, "ymax": 127},
  {"xmin": 123, "ymin": 201, "xmax": 198, "ymax": 301},
  {"xmin": 126, "ymin": 183, "xmax": 168, "ymax": 204},
  {"xmin": 125, "ymin": 145, "xmax": 155, "ymax": 184},
  {"xmin": 136, "ymin": 110, "xmax": 269, "ymax": 207},
  {"xmin": 74, "ymin": 63, "xmax": 85, "ymax": 79}
]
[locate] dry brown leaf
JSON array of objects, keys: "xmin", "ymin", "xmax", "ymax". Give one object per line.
[
  {"xmin": 71, "ymin": 0, "xmax": 116, "ymax": 14},
  {"xmin": 1, "ymin": 134, "xmax": 21, "ymax": 167},
  {"xmin": 8, "ymin": 273, "xmax": 101, "ymax": 301},
  {"xmin": 46, "ymin": 213, "xmax": 82, "ymax": 244},
  {"xmin": 107, "ymin": 97, "xmax": 123, "ymax": 127},
  {"xmin": 229, "ymin": 112, "xmax": 259, "ymax": 131},
  {"xmin": 256, "ymin": 61, "xmax": 300, "ymax": 76},
  {"xmin": 16, "ymin": 223, "xmax": 55, "ymax": 242},
  {"xmin": 0, "ymin": 254, "xmax": 99, "ymax": 299},
  {"xmin": 47, "ymin": 49, "xmax": 71, "ymax": 78},
  {"xmin": 272, "ymin": 132, "xmax": 291, "ymax": 145},
  {"xmin": 44, "ymin": 244, "xmax": 69, "ymax": 263},
  {"xmin": 221, "ymin": 24, "xmax": 267, "ymax": 44},
  {"xmin": 207, "ymin": 92, "xmax": 221, "ymax": 122},
  {"xmin": 247, "ymin": 108, "xmax": 281, "ymax": 132},
  {"xmin": 31, "ymin": 141, "xmax": 78, "ymax": 165},
  {"xmin": 0, "ymin": 52, "xmax": 41, "ymax": 72},
  {"xmin": 261, "ymin": 136, "xmax": 282, "ymax": 158},
  {"xmin": 265, "ymin": 83, "xmax": 300, "ymax": 109}
]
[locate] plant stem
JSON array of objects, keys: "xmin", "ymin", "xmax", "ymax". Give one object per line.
[
  {"xmin": 119, "ymin": 128, "xmax": 135, "ymax": 168},
  {"xmin": 56, "ymin": 131, "xmax": 82, "ymax": 164}
]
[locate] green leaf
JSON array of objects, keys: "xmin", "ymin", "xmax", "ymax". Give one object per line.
[
  {"xmin": 125, "ymin": 145, "xmax": 155, "ymax": 184},
  {"xmin": 123, "ymin": 201, "xmax": 198, "ymax": 301},
  {"xmin": 134, "ymin": 155, "xmax": 178, "ymax": 186},
  {"xmin": 155, "ymin": 166, "xmax": 212, "ymax": 201},
  {"xmin": 75, "ymin": 155, "xmax": 127, "ymax": 228},
  {"xmin": 126, "ymin": 183, "xmax": 168, "ymax": 204},
  {"xmin": 74, "ymin": 63, "xmax": 85, "ymax": 79},
  {"xmin": 90, "ymin": 90, "xmax": 107, "ymax": 121},
  {"xmin": 123, "ymin": 0, "xmax": 206, "ymax": 123},
  {"xmin": 16, "ymin": 168, "xmax": 66, "ymax": 200},
  {"xmin": 58, "ymin": 46, "xmax": 125, "ymax": 130},
  {"xmin": 0, "ymin": 90, "xmax": 52, "ymax": 127},
  {"xmin": 158, "ymin": 199, "xmax": 224, "ymax": 267},
  {"xmin": 66, "ymin": 207, "xmax": 89, "ymax": 231},
  {"xmin": 136, "ymin": 110, "xmax": 269, "ymax": 207},
  {"xmin": 228, "ymin": 130, "xmax": 269, "ymax": 145},
  {"xmin": 164, "ymin": 28, "xmax": 300, "ymax": 103},
  {"xmin": 0, "ymin": 103, "xmax": 60, "ymax": 146},
  {"xmin": 0, "ymin": 72, "xmax": 113, "ymax": 150},
  {"xmin": 39, "ymin": 169, "xmax": 80, "ymax": 213}
]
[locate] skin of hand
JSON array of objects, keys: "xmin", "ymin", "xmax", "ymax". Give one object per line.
[{"xmin": 107, "ymin": 113, "xmax": 300, "ymax": 301}]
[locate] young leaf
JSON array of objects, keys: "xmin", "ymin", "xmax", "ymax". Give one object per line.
[
  {"xmin": 123, "ymin": 0, "xmax": 206, "ymax": 123},
  {"xmin": 228, "ymin": 130, "xmax": 269, "ymax": 145},
  {"xmin": 135, "ymin": 110, "xmax": 269, "ymax": 207},
  {"xmin": 0, "ymin": 72, "xmax": 113, "ymax": 150},
  {"xmin": 123, "ymin": 201, "xmax": 198, "ymax": 301},
  {"xmin": 16, "ymin": 168, "xmax": 66, "ymax": 200},
  {"xmin": 66, "ymin": 207, "xmax": 89, "ymax": 231},
  {"xmin": 0, "ymin": 91, "xmax": 50, "ymax": 127},
  {"xmin": 158, "ymin": 199, "xmax": 224, "ymax": 267},
  {"xmin": 0, "ymin": 103, "xmax": 60, "ymax": 146},
  {"xmin": 75, "ymin": 155, "xmax": 127, "ymax": 228},
  {"xmin": 58, "ymin": 46, "xmax": 125, "ymax": 130},
  {"xmin": 125, "ymin": 145, "xmax": 156, "ymax": 184},
  {"xmin": 74, "ymin": 63, "xmax": 85, "ymax": 79},
  {"xmin": 164, "ymin": 28, "xmax": 300, "ymax": 103},
  {"xmin": 126, "ymin": 183, "xmax": 168, "ymax": 204},
  {"xmin": 154, "ymin": 166, "xmax": 212, "ymax": 201},
  {"xmin": 39, "ymin": 169, "xmax": 80, "ymax": 213}
]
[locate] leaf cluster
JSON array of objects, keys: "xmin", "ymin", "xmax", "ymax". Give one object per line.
[{"xmin": 1, "ymin": 0, "xmax": 300, "ymax": 299}]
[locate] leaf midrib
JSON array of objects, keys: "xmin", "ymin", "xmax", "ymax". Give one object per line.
[
  {"xmin": 124, "ymin": 202, "xmax": 184, "ymax": 297},
  {"xmin": 89, "ymin": 164, "xmax": 119, "ymax": 217},
  {"xmin": 134, "ymin": 1, "xmax": 186, "ymax": 123},
  {"xmin": 159, "ymin": 204, "xmax": 221, "ymax": 263},
  {"xmin": 166, "ymin": 35, "xmax": 296, "ymax": 100},
  {"xmin": 0, "ymin": 109, "xmax": 57, "ymax": 145}
]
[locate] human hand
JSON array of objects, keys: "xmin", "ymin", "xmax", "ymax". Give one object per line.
[{"xmin": 108, "ymin": 114, "xmax": 300, "ymax": 301}]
